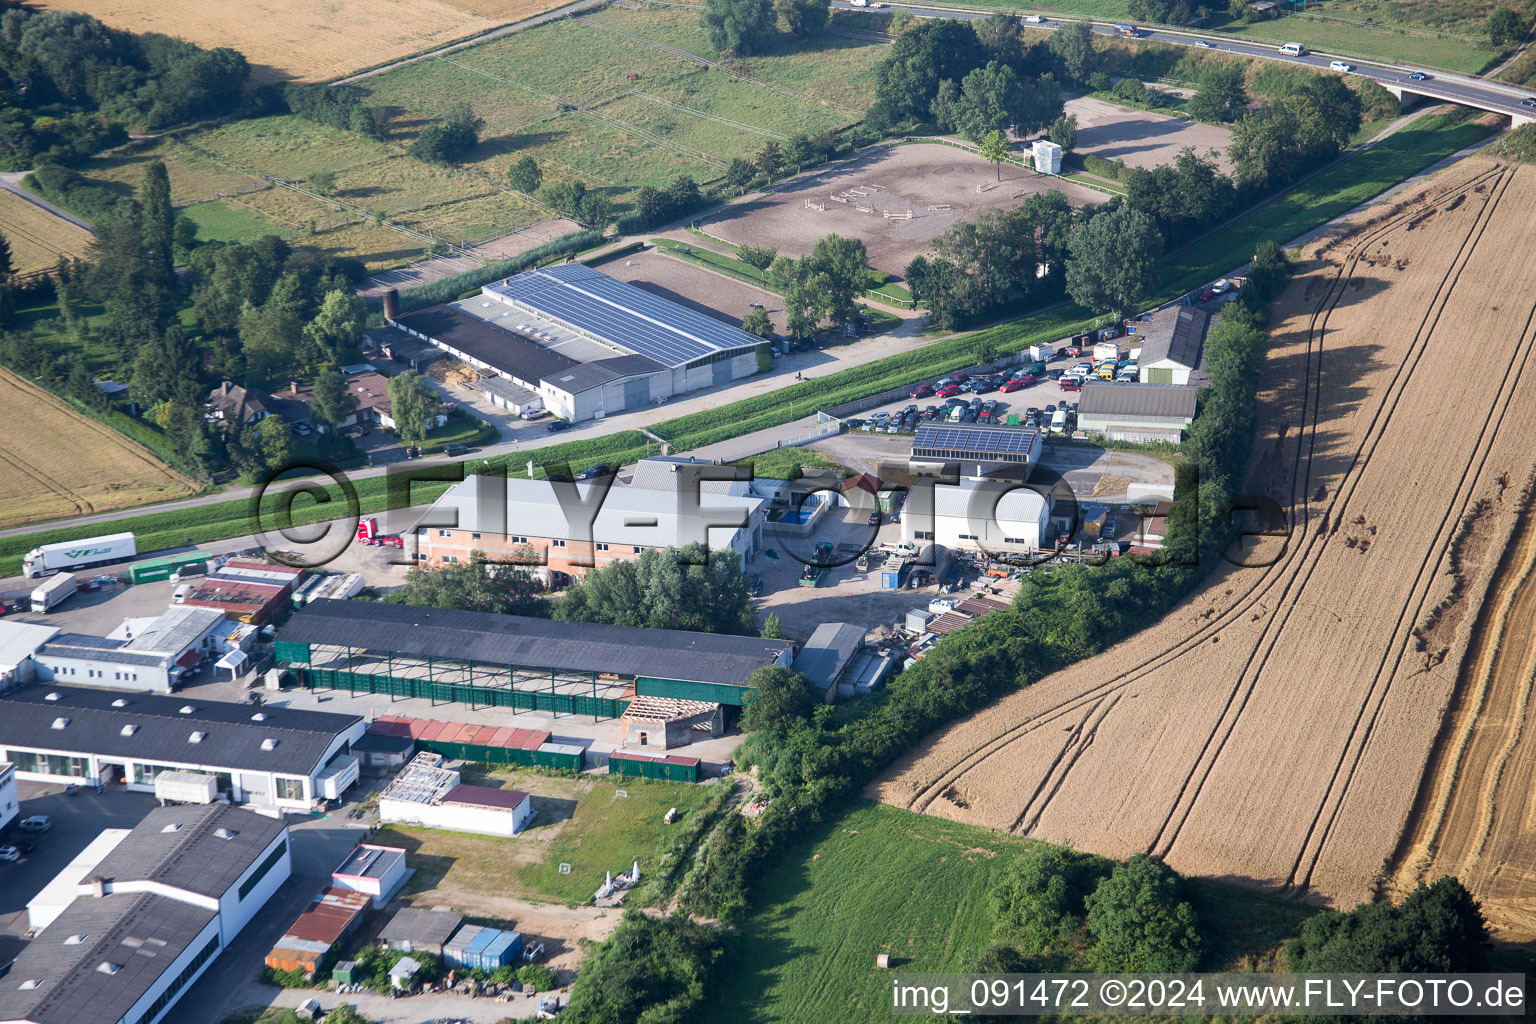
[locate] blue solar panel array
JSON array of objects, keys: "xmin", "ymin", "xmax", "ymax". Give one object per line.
[
  {"xmin": 912, "ymin": 425, "xmax": 1038, "ymax": 456},
  {"xmin": 486, "ymin": 264, "xmax": 763, "ymax": 368}
]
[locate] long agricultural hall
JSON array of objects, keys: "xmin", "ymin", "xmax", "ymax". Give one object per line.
[{"xmin": 272, "ymin": 600, "xmax": 794, "ymax": 720}]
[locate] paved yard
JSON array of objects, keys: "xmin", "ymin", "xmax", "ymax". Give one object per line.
[{"xmin": 1062, "ymin": 96, "xmax": 1235, "ymax": 172}]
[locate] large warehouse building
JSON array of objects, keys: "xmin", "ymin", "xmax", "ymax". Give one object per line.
[
  {"xmin": 389, "ymin": 263, "xmax": 764, "ymax": 423},
  {"xmin": 0, "ymin": 684, "xmax": 365, "ymax": 809},
  {"xmin": 0, "ymin": 805, "xmax": 290, "ymax": 1024},
  {"xmin": 902, "ymin": 479, "xmax": 1055, "ymax": 553},
  {"xmin": 273, "ymin": 599, "xmax": 794, "ymax": 718},
  {"xmin": 1077, "ymin": 382, "xmax": 1198, "ymax": 442}
]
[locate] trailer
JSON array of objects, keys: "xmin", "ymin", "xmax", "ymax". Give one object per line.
[
  {"xmin": 130, "ymin": 551, "xmax": 213, "ymax": 585},
  {"xmin": 30, "ymin": 573, "xmax": 78, "ymax": 613},
  {"xmin": 23, "ymin": 532, "xmax": 136, "ymax": 578}
]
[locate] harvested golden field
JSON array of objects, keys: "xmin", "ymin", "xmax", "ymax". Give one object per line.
[
  {"xmin": 0, "ymin": 369, "xmax": 198, "ymax": 527},
  {"xmin": 437, "ymin": 0, "xmax": 573, "ymax": 17},
  {"xmin": 0, "ymin": 190, "xmax": 92, "ymax": 275},
  {"xmin": 1388, "ymin": 489, "xmax": 1536, "ymax": 940},
  {"xmin": 29, "ymin": 0, "xmax": 501, "ymax": 84},
  {"xmin": 875, "ymin": 158, "xmax": 1536, "ymax": 910}
]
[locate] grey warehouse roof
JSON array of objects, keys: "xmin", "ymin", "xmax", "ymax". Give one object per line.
[
  {"xmin": 0, "ymin": 892, "xmax": 217, "ymax": 1024},
  {"xmin": 1078, "ymin": 382, "xmax": 1199, "ymax": 419},
  {"xmin": 391, "ymin": 304, "xmax": 578, "ymax": 385},
  {"xmin": 380, "ymin": 907, "xmax": 463, "ymax": 946},
  {"xmin": 1136, "ymin": 306, "xmax": 1209, "ymax": 370},
  {"xmin": 794, "ymin": 622, "xmax": 866, "ymax": 690},
  {"xmin": 541, "ymin": 354, "xmax": 668, "ymax": 396},
  {"xmin": 92, "ymin": 804, "xmax": 287, "ymax": 900},
  {"xmin": 39, "ymin": 634, "xmax": 168, "ymax": 668},
  {"xmin": 485, "ymin": 263, "xmax": 762, "ymax": 369},
  {"xmin": 276, "ymin": 600, "xmax": 793, "ymax": 687},
  {"xmin": 0, "ymin": 684, "xmax": 361, "ymax": 776}
]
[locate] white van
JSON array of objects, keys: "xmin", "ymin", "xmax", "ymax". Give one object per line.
[
  {"xmin": 948, "ymin": 404, "xmax": 965, "ymax": 422},
  {"xmin": 1279, "ymin": 42, "xmax": 1304, "ymax": 56},
  {"xmin": 1050, "ymin": 408, "xmax": 1067, "ymax": 432},
  {"xmin": 172, "ymin": 584, "xmax": 192, "ymax": 605}
]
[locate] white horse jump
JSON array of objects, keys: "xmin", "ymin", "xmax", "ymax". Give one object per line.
[
  {"xmin": 1011, "ymin": 189, "xmax": 1031, "ymax": 199},
  {"xmin": 805, "ymin": 200, "xmax": 826, "ymax": 211},
  {"xmin": 928, "ymin": 204, "xmax": 952, "ymax": 211},
  {"xmin": 976, "ymin": 182, "xmax": 997, "ymax": 193},
  {"xmin": 856, "ymin": 206, "xmax": 874, "ymax": 213},
  {"xmin": 828, "ymin": 194, "xmax": 849, "ymax": 203},
  {"xmin": 882, "ymin": 209, "xmax": 914, "ymax": 220}
]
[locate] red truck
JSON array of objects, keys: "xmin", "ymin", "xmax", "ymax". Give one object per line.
[{"xmin": 356, "ymin": 517, "xmax": 404, "ymax": 548}]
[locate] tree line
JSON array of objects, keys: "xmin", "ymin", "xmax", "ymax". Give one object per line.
[{"xmin": 0, "ymin": 4, "xmax": 249, "ymax": 170}]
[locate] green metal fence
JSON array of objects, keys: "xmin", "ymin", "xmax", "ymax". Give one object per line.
[
  {"xmin": 292, "ymin": 667, "xmax": 629, "ymax": 719},
  {"xmin": 608, "ymin": 754, "xmax": 699, "ymax": 783}
]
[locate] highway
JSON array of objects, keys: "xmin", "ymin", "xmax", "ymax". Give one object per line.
[{"xmin": 830, "ymin": 2, "xmax": 1536, "ymax": 123}]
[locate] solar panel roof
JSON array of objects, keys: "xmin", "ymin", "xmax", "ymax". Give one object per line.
[
  {"xmin": 912, "ymin": 425, "xmax": 1040, "ymax": 455},
  {"xmin": 486, "ymin": 265, "xmax": 763, "ymax": 368}
]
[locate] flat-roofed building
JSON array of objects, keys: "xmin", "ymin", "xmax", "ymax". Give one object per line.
[
  {"xmin": 902, "ymin": 479, "xmax": 1054, "ymax": 553},
  {"xmin": 1077, "ymin": 382, "xmax": 1199, "ymax": 442}
]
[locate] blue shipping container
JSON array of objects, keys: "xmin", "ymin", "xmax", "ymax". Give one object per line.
[
  {"xmin": 464, "ymin": 928, "xmax": 498, "ymax": 969},
  {"xmin": 443, "ymin": 924, "xmax": 485, "ymax": 968},
  {"xmin": 479, "ymin": 930, "xmax": 523, "ymax": 968}
]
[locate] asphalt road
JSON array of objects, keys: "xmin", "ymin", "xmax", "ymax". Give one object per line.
[{"xmin": 832, "ymin": 2, "xmax": 1536, "ymax": 121}]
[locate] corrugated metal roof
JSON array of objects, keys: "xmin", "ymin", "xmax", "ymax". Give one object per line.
[
  {"xmin": 794, "ymin": 622, "xmax": 866, "ymax": 689},
  {"xmin": 0, "ymin": 684, "xmax": 360, "ymax": 776},
  {"xmin": 1135, "ymin": 305, "xmax": 1209, "ymax": 369},
  {"xmin": 276, "ymin": 887, "xmax": 371, "ymax": 945},
  {"xmin": 0, "ymin": 892, "xmax": 216, "ymax": 1024},
  {"xmin": 379, "ymin": 907, "xmax": 462, "ymax": 946},
  {"xmin": 414, "ymin": 471, "xmax": 765, "ymax": 549},
  {"xmin": 392, "ymin": 304, "xmax": 578, "ymax": 385},
  {"xmin": 92, "ymin": 805, "xmax": 287, "ymax": 900},
  {"xmin": 442, "ymin": 784, "xmax": 530, "ymax": 810},
  {"xmin": 277, "ymin": 601, "xmax": 792, "ymax": 687},
  {"xmin": 1078, "ymin": 382, "xmax": 1199, "ymax": 419}
]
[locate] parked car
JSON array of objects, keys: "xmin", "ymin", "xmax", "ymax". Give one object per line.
[
  {"xmin": 950, "ymin": 371, "xmax": 970, "ymax": 382},
  {"xmin": 545, "ymin": 420, "xmax": 571, "ymax": 433},
  {"xmin": 575, "ymin": 464, "xmax": 610, "ymax": 480},
  {"xmin": 843, "ymin": 418, "xmax": 865, "ymax": 429},
  {"xmin": 935, "ymin": 385, "xmax": 963, "ymax": 398},
  {"xmin": 747, "ymin": 574, "xmax": 763, "ymax": 596},
  {"xmin": 19, "ymin": 816, "xmax": 51, "ymax": 833},
  {"xmin": 868, "ymin": 511, "xmax": 881, "ymax": 526},
  {"xmin": 1028, "ymin": 362, "xmax": 1047, "ymax": 378},
  {"xmin": 909, "ymin": 383, "xmax": 933, "ymax": 398},
  {"xmin": 1060, "ymin": 380, "xmax": 1082, "ymax": 392},
  {"xmin": 7, "ymin": 838, "xmax": 35, "ymax": 855},
  {"xmin": 970, "ymin": 378, "xmax": 995, "ymax": 394},
  {"xmin": 999, "ymin": 379, "xmax": 1025, "ymax": 393},
  {"xmin": 0, "ymin": 845, "xmax": 20, "ymax": 862}
]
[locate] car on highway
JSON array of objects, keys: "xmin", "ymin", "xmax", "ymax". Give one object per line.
[
  {"xmin": 0, "ymin": 845, "xmax": 21, "ymax": 862},
  {"xmin": 1194, "ymin": 39, "xmax": 1214, "ymax": 48},
  {"xmin": 1408, "ymin": 71, "xmax": 1430, "ymax": 81},
  {"xmin": 19, "ymin": 815, "xmax": 51, "ymax": 833},
  {"xmin": 545, "ymin": 419, "xmax": 571, "ymax": 433},
  {"xmin": 1329, "ymin": 60, "xmax": 1354, "ymax": 72},
  {"xmin": 1523, "ymin": 97, "xmax": 1536, "ymax": 107}
]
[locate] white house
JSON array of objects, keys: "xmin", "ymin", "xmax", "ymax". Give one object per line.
[
  {"xmin": 378, "ymin": 752, "xmax": 535, "ymax": 838},
  {"xmin": 35, "ymin": 606, "xmax": 229, "ymax": 694}
]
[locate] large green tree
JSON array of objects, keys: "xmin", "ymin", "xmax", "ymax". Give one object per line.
[
  {"xmin": 995, "ymin": 843, "xmax": 1109, "ymax": 953},
  {"xmin": 508, "ymin": 155, "xmax": 542, "ymax": 194},
  {"xmin": 774, "ymin": 0, "xmax": 829, "ymax": 36},
  {"xmin": 779, "ymin": 233, "xmax": 869, "ymax": 338},
  {"xmin": 700, "ymin": 0, "xmax": 777, "ymax": 56},
  {"xmin": 952, "ymin": 60, "xmax": 1061, "ymax": 143},
  {"xmin": 309, "ymin": 365, "xmax": 359, "ymax": 429},
  {"xmin": 1286, "ymin": 876, "xmax": 1490, "ymax": 972},
  {"xmin": 303, "ymin": 288, "xmax": 366, "ymax": 366},
  {"xmin": 740, "ymin": 664, "xmax": 815, "ymax": 732},
  {"xmin": 1185, "ymin": 62, "xmax": 1249, "ymax": 123},
  {"xmin": 1488, "ymin": 7, "xmax": 1525, "ymax": 45},
  {"xmin": 388, "ymin": 553, "xmax": 546, "ymax": 616},
  {"xmin": 552, "ymin": 544, "xmax": 757, "ymax": 634},
  {"xmin": 1065, "ymin": 204, "xmax": 1162, "ymax": 320},
  {"xmin": 974, "ymin": 11, "xmax": 1023, "ymax": 66},
  {"xmin": 1048, "ymin": 20, "xmax": 1095, "ymax": 83},
  {"xmin": 1084, "ymin": 854, "xmax": 1203, "ymax": 972},
  {"xmin": 386, "ymin": 369, "xmax": 438, "ymax": 444},
  {"xmin": 140, "ymin": 160, "xmax": 175, "ymax": 291},
  {"xmin": 870, "ymin": 19, "xmax": 987, "ymax": 125}
]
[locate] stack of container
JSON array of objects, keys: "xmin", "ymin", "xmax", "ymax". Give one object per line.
[{"xmin": 444, "ymin": 924, "xmax": 524, "ymax": 969}]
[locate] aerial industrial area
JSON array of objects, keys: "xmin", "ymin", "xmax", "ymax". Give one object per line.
[{"xmin": 0, "ymin": 0, "xmax": 1534, "ymax": 1021}]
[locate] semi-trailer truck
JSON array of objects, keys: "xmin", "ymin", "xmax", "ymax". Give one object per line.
[
  {"xmin": 22, "ymin": 532, "xmax": 136, "ymax": 578},
  {"xmin": 30, "ymin": 572, "xmax": 78, "ymax": 613}
]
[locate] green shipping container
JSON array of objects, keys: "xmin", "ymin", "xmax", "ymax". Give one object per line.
[
  {"xmin": 130, "ymin": 551, "xmax": 213, "ymax": 584},
  {"xmin": 636, "ymin": 676, "xmax": 752, "ymax": 707},
  {"xmin": 609, "ymin": 753, "xmax": 699, "ymax": 783}
]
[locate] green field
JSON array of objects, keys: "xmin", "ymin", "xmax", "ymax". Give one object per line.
[
  {"xmin": 711, "ymin": 802, "xmax": 1314, "ymax": 1023},
  {"xmin": 1160, "ymin": 109, "xmax": 1493, "ymax": 295},
  {"xmin": 372, "ymin": 769, "xmax": 714, "ymax": 905},
  {"xmin": 177, "ymin": 199, "xmax": 277, "ymax": 243}
]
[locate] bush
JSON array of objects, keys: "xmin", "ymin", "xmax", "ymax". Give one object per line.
[{"xmin": 517, "ymin": 964, "xmax": 557, "ymax": 992}]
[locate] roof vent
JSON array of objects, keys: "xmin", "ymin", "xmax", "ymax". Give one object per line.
[
  {"xmin": 64, "ymin": 934, "xmax": 87, "ymax": 945},
  {"xmin": 96, "ymin": 962, "xmax": 122, "ymax": 975},
  {"xmin": 188, "ymin": 731, "xmax": 206, "ymax": 743},
  {"xmin": 160, "ymin": 823, "xmax": 182, "ymax": 833},
  {"xmin": 120, "ymin": 725, "xmax": 137, "ymax": 736},
  {"xmin": 251, "ymin": 712, "xmax": 267, "ymax": 721},
  {"xmin": 111, "ymin": 698, "xmax": 128, "ymax": 707},
  {"xmin": 179, "ymin": 705, "xmax": 197, "ymax": 714},
  {"xmin": 51, "ymin": 717, "xmax": 69, "ymax": 730},
  {"xmin": 260, "ymin": 738, "xmax": 278, "ymax": 751},
  {"xmin": 18, "ymin": 979, "xmax": 41, "ymax": 990},
  {"xmin": 44, "ymin": 692, "xmax": 60, "ymax": 701},
  {"xmin": 214, "ymin": 827, "xmax": 237, "ymax": 840}
]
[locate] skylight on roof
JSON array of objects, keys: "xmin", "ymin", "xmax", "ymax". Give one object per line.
[
  {"xmin": 64, "ymin": 934, "xmax": 87, "ymax": 945},
  {"xmin": 96, "ymin": 962, "xmax": 121, "ymax": 975},
  {"xmin": 214, "ymin": 827, "xmax": 238, "ymax": 840},
  {"xmin": 260, "ymin": 738, "xmax": 278, "ymax": 750},
  {"xmin": 51, "ymin": 717, "xmax": 68, "ymax": 730},
  {"xmin": 111, "ymin": 698, "xmax": 128, "ymax": 707},
  {"xmin": 121, "ymin": 725, "xmax": 137, "ymax": 736},
  {"xmin": 251, "ymin": 712, "xmax": 267, "ymax": 721},
  {"xmin": 44, "ymin": 692, "xmax": 60, "ymax": 701},
  {"xmin": 179, "ymin": 705, "xmax": 197, "ymax": 714},
  {"xmin": 18, "ymin": 979, "xmax": 41, "ymax": 990},
  {"xmin": 188, "ymin": 731, "xmax": 206, "ymax": 743},
  {"xmin": 160, "ymin": 824, "xmax": 182, "ymax": 833}
]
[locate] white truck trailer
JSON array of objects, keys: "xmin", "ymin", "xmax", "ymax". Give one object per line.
[
  {"xmin": 22, "ymin": 532, "xmax": 136, "ymax": 578},
  {"xmin": 30, "ymin": 572, "xmax": 78, "ymax": 613}
]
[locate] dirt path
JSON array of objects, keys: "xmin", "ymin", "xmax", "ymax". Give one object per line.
[
  {"xmin": 872, "ymin": 158, "xmax": 1536, "ymax": 909},
  {"xmin": 1387, "ymin": 479, "xmax": 1536, "ymax": 939}
]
